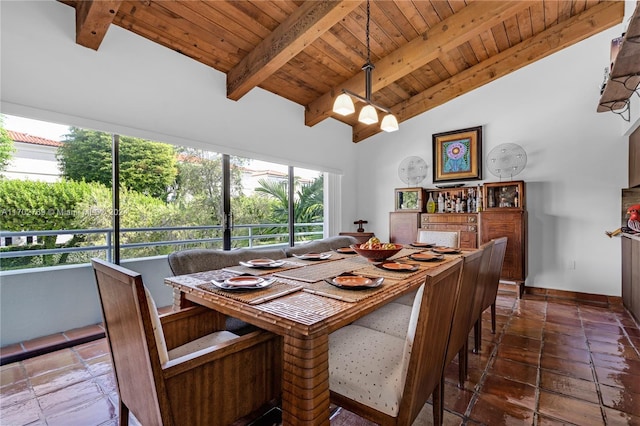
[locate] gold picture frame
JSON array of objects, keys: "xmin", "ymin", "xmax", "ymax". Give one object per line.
[{"xmin": 432, "ymin": 126, "xmax": 482, "ymax": 183}]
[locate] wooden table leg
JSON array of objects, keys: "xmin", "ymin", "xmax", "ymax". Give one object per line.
[{"xmin": 281, "ymin": 333, "xmax": 331, "ymax": 425}]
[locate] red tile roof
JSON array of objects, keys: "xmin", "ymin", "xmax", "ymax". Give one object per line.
[{"xmin": 7, "ymin": 130, "xmax": 63, "ymax": 147}]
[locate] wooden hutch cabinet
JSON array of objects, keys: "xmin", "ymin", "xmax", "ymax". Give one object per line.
[
  {"xmin": 389, "ymin": 212, "xmax": 420, "ymax": 245},
  {"xmin": 480, "ymin": 180, "xmax": 527, "ymax": 296}
]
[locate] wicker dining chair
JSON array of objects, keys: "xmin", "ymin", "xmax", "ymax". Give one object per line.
[
  {"xmin": 92, "ymin": 258, "xmax": 282, "ymax": 426},
  {"xmin": 328, "ymin": 258, "xmax": 463, "ymax": 426}
]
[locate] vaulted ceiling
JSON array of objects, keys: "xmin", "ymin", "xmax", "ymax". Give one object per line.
[{"xmin": 60, "ymin": 0, "xmax": 624, "ymax": 142}]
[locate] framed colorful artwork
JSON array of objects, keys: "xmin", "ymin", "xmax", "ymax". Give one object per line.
[{"xmin": 432, "ymin": 126, "xmax": 482, "ymax": 183}]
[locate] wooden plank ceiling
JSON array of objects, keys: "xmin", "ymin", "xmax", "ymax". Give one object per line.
[{"xmin": 60, "ymin": 0, "xmax": 624, "ymax": 143}]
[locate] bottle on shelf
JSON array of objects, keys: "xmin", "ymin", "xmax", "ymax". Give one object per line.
[
  {"xmin": 437, "ymin": 192, "xmax": 444, "ymax": 213},
  {"xmin": 476, "ymin": 188, "xmax": 483, "ymax": 212},
  {"xmin": 426, "ymin": 192, "xmax": 436, "ymax": 213},
  {"xmin": 514, "ymin": 188, "xmax": 519, "ymax": 208}
]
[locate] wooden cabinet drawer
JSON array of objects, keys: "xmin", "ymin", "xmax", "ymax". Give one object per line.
[{"xmin": 421, "ymin": 214, "xmax": 477, "ymax": 226}]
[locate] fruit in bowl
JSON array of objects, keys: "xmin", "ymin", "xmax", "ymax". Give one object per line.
[{"xmin": 351, "ymin": 237, "xmax": 403, "ymax": 262}]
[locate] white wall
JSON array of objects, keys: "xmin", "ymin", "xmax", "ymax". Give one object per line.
[
  {"xmin": 354, "ymin": 23, "xmax": 632, "ymax": 296},
  {"xmin": 3, "ymin": 142, "xmax": 61, "ymax": 182}
]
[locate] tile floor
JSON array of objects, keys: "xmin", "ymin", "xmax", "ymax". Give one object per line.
[{"xmin": 1, "ymin": 289, "xmax": 639, "ymax": 425}]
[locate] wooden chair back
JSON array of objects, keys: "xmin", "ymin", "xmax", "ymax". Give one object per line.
[
  {"xmin": 395, "ymin": 258, "xmax": 464, "ymax": 425},
  {"xmin": 480, "ymin": 237, "xmax": 508, "ymax": 312},
  {"xmin": 92, "ymin": 258, "xmax": 166, "ymax": 425},
  {"xmin": 470, "ymin": 240, "xmax": 495, "ymax": 331},
  {"xmin": 444, "ymin": 248, "xmax": 484, "ymax": 367}
]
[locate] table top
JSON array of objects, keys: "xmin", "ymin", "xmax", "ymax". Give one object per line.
[{"xmin": 165, "ymin": 247, "xmax": 464, "ymax": 338}]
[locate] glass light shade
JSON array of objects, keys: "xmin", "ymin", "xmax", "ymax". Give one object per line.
[
  {"xmin": 381, "ymin": 114, "xmax": 399, "ymax": 132},
  {"xmin": 358, "ymin": 104, "xmax": 378, "ymax": 124},
  {"xmin": 333, "ymin": 93, "xmax": 355, "ymax": 116}
]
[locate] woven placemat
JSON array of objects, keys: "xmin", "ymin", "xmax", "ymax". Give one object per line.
[
  {"xmin": 221, "ymin": 260, "xmax": 306, "ymax": 276},
  {"xmin": 300, "ymin": 278, "xmax": 399, "ymax": 303},
  {"xmin": 388, "ymin": 247, "xmax": 425, "ymax": 260},
  {"xmin": 273, "ymin": 258, "xmax": 368, "ymax": 283},
  {"xmin": 197, "ymin": 280, "xmax": 303, "ymax": 305},
  {"xmin": 289, "ymin": 251, "xmax": 354, "ymax": 265},
  {"xmin": 356, "ymin": 263, "xmax": 425, "ymax": 280}
]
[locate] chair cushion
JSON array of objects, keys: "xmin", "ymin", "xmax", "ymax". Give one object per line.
[
  {"xmin": 168, "ymin": 330, "xmax": 238, "ymax": 360},
  {"xmin": 144, "ymin": 287, "xmax": 169, "ymax": 365},
  {"xmin": 329, "ymin": 325, "xmax": 406, "ymax": 417},
  {"xmin": 418, "ymin": 230, "xmax": 459, "ymax": 248},
  {"xmin": 285, "ymin": 236, "xmax": 357, "ymax": 256},
  {"xmin": 353, "ymin": 303, "xmax": 412, "ymax": 339},
  {"xmin": 393, "ymin": 290, "xmax": 417, "ymax": 307},
  {"xmin": 168, "ymin": 248, "xmax": 287, "ymax": 275}
]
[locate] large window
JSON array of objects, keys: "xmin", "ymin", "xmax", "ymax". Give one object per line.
[{"xmin": 0, "ymin": 115, "xmax": 325, "ymax": 270}]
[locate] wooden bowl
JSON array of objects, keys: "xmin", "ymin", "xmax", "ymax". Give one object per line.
[{"xmin": 350, "ymin": 243, "xmax": 403, "ymax": 262}]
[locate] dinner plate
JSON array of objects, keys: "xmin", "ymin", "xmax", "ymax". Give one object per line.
[
  {"xmin": 379, "ymin": 262, "xmax": 419, "ymax": 272},
  {"xmin": 292, "ymin": 253, "xmax": 332, "ymax": 260},
  {"xmin": 431, "ymin": 247, "xmax": 461, "ymax": 254},
  {"xmin": 335, "ymin": 247, "xmax": 357, "ymax": 254},
  {"xmin": 326, "ymin": 275, "xmax": 384, "ymax": 290},
  {"xmin": 239, "ymin": 259, "xmax": 285, "ymax": 268},
  {"xmin": 410, "ymin": 242, "xmax": 434, "ymax": 248},
  {"xmin": 212, "ymin": 277, "xmax": 274, "ymax": 291},
  {"xmin": 409, "ymin": 253, "xmax": 444, "ymax": 262},
  {"xmin": 224, "ymin": 276, "xmax": 264, "ymax": 287}
]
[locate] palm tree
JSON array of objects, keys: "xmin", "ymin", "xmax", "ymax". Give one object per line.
[{"xmin": 255, "ymin": 175, "xmax": 323, "ymax": 240}]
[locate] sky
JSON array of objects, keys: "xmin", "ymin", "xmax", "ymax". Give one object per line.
[{"xmin": 2, "ymin": 114, "xmax": 70, "ymax": 141}]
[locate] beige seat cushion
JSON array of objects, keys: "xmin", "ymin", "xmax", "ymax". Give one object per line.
[
  {"xmin": 418, "ymin": 230, "xmax": 459, "ymax": 248},
  {"xmin": 353, "ymin": 302, "xmax": 412, "ymax": 339},
  {"xmin": 329, "ymin": 325, "xmax": 406, "ymax": 417}
]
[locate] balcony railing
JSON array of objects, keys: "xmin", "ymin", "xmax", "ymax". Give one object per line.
[{"xmin": 0, "ymin": 223, "xmax": 323, "ymax": 270}]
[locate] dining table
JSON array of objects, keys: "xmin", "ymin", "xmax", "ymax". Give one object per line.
[{"xmin": 164, "ymin": 246, "xmax": 467, "ymax": 425}]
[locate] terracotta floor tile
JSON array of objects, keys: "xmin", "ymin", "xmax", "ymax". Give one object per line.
[
  {"xmin": 442, "ymin": 380, "xmax": 474, "ymax": 416},
  {"xmin": 542, "ymin": 342, "xmax": 591, "ymax": 364},
  {"xmin": 500, "ymin": 334, "xmax": 541, "ymax": 352},
  {"xmin": 85, "ymin": 354, "xmax": 113, "ymax": 377},
  {"xmin": 45, "ymin": 396, "xmax": 116, "ymax": 426},
  {"xmin": 0, "ymin": 362, "xmax": 28, "ymax": 386},
  {"xmin": 539, "ymin": 354, "xmax": 594, "ymax": 381},
  {"xmin": 543, "ymin": 322, "xmax": 584, "ymax": 336},
  {"xmin": 469, "ymin": 393, "xmax": 535, "ymax": 425},
  {"xmin": 624, "ymin": 327, "xmax": 640, "ymax": 340},
  {"xmin": 488, "ymin": 357, "xmax": 538, "ymax": 386},
  {"xmin": 74, "ymin": 339, "xmax": 110, "ymax": 361},
  {"xmin": 539, "ymin": 369, "xmax": 599, "ymax": 404},
  {"xmin": 1, "ymin": 397, "xmax": 43, "ymax": 425},
  {"xmin": 39, "ymin": 380, "xmax": 105, "ymax": 417},
  {"xmin": 22, "ymin": 349, "xmax": 82, "ymax": 378},
  {"xmin": 603, "ymin": 406, "xmax": 640, "ymax": 426},
  {"xmin": 588, "ymin": 340, "xmax": 640, "ymax": 360},
  {"xmin": 536, "ymin": 413, "xmax": 579, "ymax": 425},
  {"xmin": 495, "ymin": 344, "xmax": 540, "ymax": 367},
  {"xmin": 480, "ymin": 374, "xmax": 536, "ymax": 411},
  {"xmin": 594, "ymin": 366, "xmax": 640, "ymax": 393},
  {"xmin": 542, "ymin": 331, "xmax": 589, "ymax": 350},
  {"xmin": 537, "ymin": 390, "xmax": 604, "ymax": 425},
  {"xmin": 30, "ymin": 363, "xmax": 92, "ymax": 397},
  {"xmin": 599, "ymin": 384, "xmax": 640, "ymax": 417},
  {"xmin": 0, "ymin": 378, "xmax": 36, "ymax": 408},
  {"xmin": 591, "ymin": 352, "xmax": 640, "ymax": 373}
]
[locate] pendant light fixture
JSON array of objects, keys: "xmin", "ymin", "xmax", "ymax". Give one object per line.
[{"xmin": 332, "ymin": 0, "xmax": 399, "ymax": 132}]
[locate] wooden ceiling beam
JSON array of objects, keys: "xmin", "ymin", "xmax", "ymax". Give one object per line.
[
  {"xmin": 226, "ymin": 0, "xmax": 362, "ymax": 101},
  {"xmin": 74, "ymin": 0, "xmax": 122, "ymax": 50},
  {"xmin": 352, "ymin": 0, "xmax": 624, "ymax": 143},
  {"xmin": 305, "ymin": 1, "xmax": 535, "ymax": 127}
]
